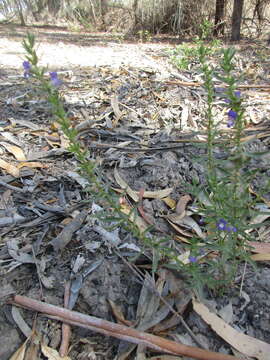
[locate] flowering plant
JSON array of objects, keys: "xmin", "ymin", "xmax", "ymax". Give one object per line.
[
  {"xmin": 21, "ymin": 33, "xmax": 268, "ymax": 297},
  {"xmin": 180, "ymin": 45, "xmax": 269, "ymax": 296}
]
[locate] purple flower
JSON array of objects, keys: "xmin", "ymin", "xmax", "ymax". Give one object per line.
[
  {"xmin": 228, "ymin": 109, "xmax": 237, "ymax": 119},
  {"xmin": 24, "ymin": 72, "xmax": 31, "ymax": 79},
  {"xmin": 217, "ymin": 219, "xmax": 227, "ymax": 230},
  {"xmin": 49, "ymin": 71, "xmax": 62, "ymax": 87},
  {"xmin": 227, "ymin": 109, "xmax": 237, "ymax": 128},
  {"xmin": 23, "ymin": 61, "xmax": 31, "ymax": 78},
  {"xmin": 189, "ymin": 256, "xmax": 197, "ymax": 263},
  {"xmin": 226, "ymin": 226, "xmax": 237, "ymax": 233},
  {"xmin": 198, "ymin": 217, "xmax": 205, "ymax": 225},
  {"xmin": 23, "ymin": 61, "xmax": 31, "ymax": 70},
  {"xmin": 227, "ymin": 117, "xmax": 235, "ymax": 128},
  {"xmin": 217, "ymin": 219, "xmax": 237, "ymax": 232}
]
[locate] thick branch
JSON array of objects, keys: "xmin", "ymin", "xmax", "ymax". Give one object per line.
[{"xmin": 11, "ymin": 295, "xmax": 239, "ymax": 360}]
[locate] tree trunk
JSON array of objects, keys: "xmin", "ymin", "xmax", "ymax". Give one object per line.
[
  {"xmin": 47, "ymin": 0, "xmax": 61, "ymax": 16},
  {"xmin": 253, "ymin": 0, "xmax": 269, "ymax": 27},
  {"xmin": 132, "ymin": 0, "xmax": 140, "ymax": 29},
  {"xmin": 15, "ymin": 0, "xmax": 26, "ymax": 25},
  {"xmin": 31, "ymin": 0, "xmax": 45, "ymax": 21},
  {"xmin": 100, "ymin": 0, "xmax": 108, "ymax": 16},
  {"xmin": 19, "ymin": 11, "xmax": 26, "ymax": 26},
  {"xmin": 100, "ymin": 0, "xmax": 108, "ymax": 27},
  {"xmin": 89, "ymin": 0, "xmax": 97, "ymax": 26},
  {"xmin": 214, "ymin": 0, "xmax": 227, "ymax": 36},
  {"xmin": 231, "ymin": 0, "xmax": 244, "ymax": 41}
]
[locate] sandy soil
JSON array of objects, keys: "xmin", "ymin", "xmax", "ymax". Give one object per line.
[{"xmin": 0, "ymin": 25, "xmax": 175, "ymax": 79}]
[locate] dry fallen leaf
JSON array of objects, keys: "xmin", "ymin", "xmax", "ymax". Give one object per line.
[
  {"xmin": 247, "ymin": 241, "xmax": 270, "ymax": 254},
  {"xmin": 41, "ymin": 344, "xmax": 71, "ymax": 360},
  {"xmin": 111, "ymin": 94, "xmax": 123, "ymax": 126},
  {"xmin": 17, "ymin": 161, "xmax": 47, "ymax": 169},
  {"xmin": 120, "ymin": 202, "xmax": 148, "ymax": 232},
  {"xmin": 11, "ymin": 306, "xmax": 32, "ymax": 338},
  {"xmin": 1, "ymin": 131, "xmax": 24, "ymax": 147},
  {"xmin": 175, "ymin": 194, "xmax": 191, "ymax": 216},
  {"xmin": 162, "ymin": 197, "xmax": 176, "ymax": 209},
  {"xmin": 9, "ymin": 338, "xmax": 28, "ymax": 360},
  {"xmin": 181, "ymin": 104, "xmax": 190, "ymax": 127},
  {"xmin": 249, "ymin": 212, "xmax": 270, "ymax": 226},
  {"xmin": 180, "ymin": 215, "xmax": 205, "ymax": 238},
  {"xmin": 168, "ymin": 220, "xmax": 193, "ymax": 238},
  {"xmin": 167, "ymin": 215, "xmax": 205, "ymax": 239},
  {"xmin": 50, "ymin": 210, "xmax": 88, "ymax": 252},
  {"xmin": 0, "ymin": 158, "xmax": 20, "ymax": 177},
  {"xmin": 0, "ymin": 142, "xmax": 26, "ymax": 161},
  {"xmin": 218, "ymin": 301, "xmax": 234, "ymax": 324},
  {"xmin": 7, "ymin": 239, "xmax": 35, "ymax": 264},
  {"xmin": 108, "ymin": 299, "xmax": 134, "ymax": 326},
  {"xmin": 164, "ymin": 203, "xmax": 189, "ymax": 223},
  {"xmin": 60, "ymin": 134, "xmax": 70, "ymax": 149},
  {"xmin": 173, "ymin": 234, "xmax": 192, "ymax": 244},
  {"xmin": 114, "ymin": 168, "xmax": 139, "ymax": 202},
  {"xmin": 141, "ymin": 188, "xmax": 173, "ymax": 199},
  {"xmin": 66, "ymin": 171, "xmax": 89, "ymax": 188},
  {"xmin": 0, "ymin": 189, "xmax": 12, "ymax": 209},
  {"xmin": 45, "ymin": 137, "xmax": 61, "ymax": 148},
  {"xmin": 113, "ymin": 187, "xmax": 173, "ymax": 199},
  {"xmin": 250, "ymin": 253, "xmax": 270, "ymax": 261},
  {"xmin": 117, "ymin": 273, "xmax": 167, "ymax": 360},
  {"xmin": 193, "ymin": 299, "xmax": 270, "ymax": 360}
]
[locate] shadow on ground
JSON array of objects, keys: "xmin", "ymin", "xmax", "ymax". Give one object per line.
[{"xmin": 0, "ymin": 23, "xmax": 182, "ymax": 47}]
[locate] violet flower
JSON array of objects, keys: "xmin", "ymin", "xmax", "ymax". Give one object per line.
[
  {"xmin": 217, "ymin": 219, "xmax": 237, "ymax": 233},
  {"xmin": 189, "ymin": 256, "xmax": 197, "ymax": 263},
  {"xmin": 226, "ymin": 225, "xmax": 237, "ymax": 233},
  {"xmin": 227, "ymin": 109, "xmax": 237, "ymax": 128},
  {"xmin": 49, "ymin": 71, "xmax": 62, "ymax": 87},
  {"xmin": 216, "ymin": 218, "xmax": 227, "ymax": 230},
  {"xmin": 23, "ymin": 61, "xmax": 31, "ymax": 78}
]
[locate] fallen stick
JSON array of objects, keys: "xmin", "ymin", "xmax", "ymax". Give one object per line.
[
  {"xmin": 153, "ymin": 79, "xmax": 270, "ymax": 90},
  {"xmin": 10, "ymin": 295, "xmax": 240, "ymax": 360},
  {"xmin": 59, "ymin": 282, "xmax": 71, "ymax": 357}
]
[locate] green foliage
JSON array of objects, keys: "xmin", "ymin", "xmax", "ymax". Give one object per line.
[
  {"xmin": 76, "ymin": 16, "xmax": 94, "ymax": 31},
  {"xmin": 168, "ymin": 20, "xmax": 221, "ymax": 71},
  {"xmin": 183, "ymin": 44, "xmax": 269, "ymax": 296},
  {"xmin": 168, "ymin": 39, "xmax": 221, "ymax": 71},
  {"xmin": 21, "ymin": 32, "xmax": 175, "ymax": 278},
  {"xmin": 137, "ymin": 30, "xmax": 152, "ymax": 43},
  {"xmin": 21, "ymin": 33, "xmax": 268, "ymax": 298},
  {"xmin": 199, "ymin": 19, "xmax": 214, "ymax": 41},
  {"xmin": 168, "ymin": 45, "xmax": 199, "ymax": 70},
  {"xmin": 112, "ymin": 31, "xmax": 125, "ymax": 44}
]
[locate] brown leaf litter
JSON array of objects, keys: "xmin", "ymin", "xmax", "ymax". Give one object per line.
[{"xmin": 0, "ymin": 25, "xmax": 270, "ymax": 360}]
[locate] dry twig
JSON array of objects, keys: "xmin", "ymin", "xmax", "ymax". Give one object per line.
[
  {"xmin": 155, "ymin": 80, "xmax": 270, "ymax": 91},
  {"xmin": 59, "ymin": 282, "xmax": 71, "ymax": 357},
  {"xmin": 10, "ymin": 295, "xmax": 240, "ymax": 360}
]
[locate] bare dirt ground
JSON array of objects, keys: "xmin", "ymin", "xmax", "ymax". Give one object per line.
[
  {"xmin": 0, "ymin": 23, "xmax": 270, "ymax": 360},
  {"xmin": 0, "ymin": 24, "xmax": 175, "ymax": 77}
]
